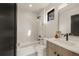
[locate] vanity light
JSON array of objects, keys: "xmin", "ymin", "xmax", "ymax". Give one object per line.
[{"xmin": 29, "ymin": 4, "xmax": 32, "ymax": 7}]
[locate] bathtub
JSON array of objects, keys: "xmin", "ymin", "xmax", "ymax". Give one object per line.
[{"xmin": 17, "ymin": 41, "xmax": 46, "ymax": 56}]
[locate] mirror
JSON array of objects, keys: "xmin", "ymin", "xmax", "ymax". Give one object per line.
[
  {"xmin": 58, "ymin": 3, "xmax": 79, "ymax": 35},
  {"xmin": 71, "ymin": 14, "xmax": 79, "ymax": 36}
]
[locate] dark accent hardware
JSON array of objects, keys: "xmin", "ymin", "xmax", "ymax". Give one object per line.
[
  {"xmin": 57, "ymin": 54, "xmax": 60, "ymax": 56},
  {"xmin": 64, "ymin": 33, "xmax": 68, "ymax": 41},
  {"xmin": 54, "ymin": 51, "xmax": 56, "ymax": 54}
]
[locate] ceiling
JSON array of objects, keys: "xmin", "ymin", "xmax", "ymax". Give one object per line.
[
  {"xmin": 17, "ymin": 3, "xmax": 49, "ymax": 13},
  {"xmin": 17, "ymin": 3, "xmax": 62, "ymax": 13}
]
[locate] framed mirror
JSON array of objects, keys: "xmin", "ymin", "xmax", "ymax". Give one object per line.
[{"xmin": 58, "ymin": 3, "xmax": 79, "ymax": 36}]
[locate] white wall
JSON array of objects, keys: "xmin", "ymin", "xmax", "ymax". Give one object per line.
[
  {"xmin": 17, "ymin": 4, "xmax": 38, "ymax": 43},
  {"xmin": 38, "ymin": 4, "xmax": 60, "ymax": 38},
  {"xmin": 17, "ymin": 4, "xmax": 38, "ymax": 55}
]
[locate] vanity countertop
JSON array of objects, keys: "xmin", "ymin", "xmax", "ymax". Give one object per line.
[{"xmin": 44, "ymin": 38, "xmax": 79, "ymax": 54}]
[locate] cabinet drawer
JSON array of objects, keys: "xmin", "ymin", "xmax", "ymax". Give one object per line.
[
  {"xmin": 57, "ymin": 45, "xmax": 79, "ymax": 56},
  {"xmin": 62, "ymin": 48, "xmax": 79, "ymax": 56}
]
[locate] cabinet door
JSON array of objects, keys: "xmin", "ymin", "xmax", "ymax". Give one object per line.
[
  {"xmin": 47, "ymin": 47, "xmax": 55, "ymax": 56},
  {"xmin": 56, "ymin": 45, "xmax": 63, "ymax": 56},
  {"xmin": 58, "ymin": 46, "xmax": 79, "ymax": 56},
  {"xmin": 47, "ymin": 41, "xmax": 57, "ymax": 56},
  {"xmin": 47, "ymin": 41, "xmax": 51, "ymax": 56},
  {"xmin": 62, "ymin": 48, "xmax": 79, "ymax": 56}
]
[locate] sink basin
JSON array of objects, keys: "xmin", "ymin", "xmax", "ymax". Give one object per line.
[
  {"xmin": 58, "ymin": 39, "xmax": 76, "ymax": 47},
  {"xmin": 46, "ymin": 38, "xmax": 78, "ymax": 48}
]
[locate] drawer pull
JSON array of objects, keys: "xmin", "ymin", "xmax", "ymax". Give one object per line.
[
  {"xmin": 57, "ymin": 54, "xmax": 60, "ymax": 56},
  {"xmin": 54, "ymin": 51, "xmax": 56, "ymax": 54}
]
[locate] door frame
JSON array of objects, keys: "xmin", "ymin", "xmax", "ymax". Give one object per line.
[{"xmin": 14, "ymin": 3, "xmax": 17, "ymax": 56}]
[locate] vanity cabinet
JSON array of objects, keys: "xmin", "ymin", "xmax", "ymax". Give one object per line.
[{"xmin": 47, "ymin": 41, "xmax": 79, "ymax": 56}]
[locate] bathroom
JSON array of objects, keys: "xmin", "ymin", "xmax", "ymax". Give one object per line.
[
  {"xmin": 0, "ymin": 3, "xmax": 79, "ymax": 56},
  {"xmin": 17, "ymin": 3, "xmax": 79, "ymax": 56},
  {"xmin": 17, "ymin": 3, "xmax": 60, "ymax": 56}
]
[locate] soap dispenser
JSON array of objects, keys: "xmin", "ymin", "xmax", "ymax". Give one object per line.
[
  {"xmin": 55, "ymin": 31, "xmax": 61, "ymax": 38},
  {"xmin": 55, "ymin": 33, "xmax": 59, "ymax": 38}
]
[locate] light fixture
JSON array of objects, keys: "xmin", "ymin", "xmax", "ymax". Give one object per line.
[
  {"xmin": 27, "ymin": 29, "xmax": 31, "ymax": 37},
  {"xmin": 29, "ymin": 4, "xmax": 32, "ymax": 7}
]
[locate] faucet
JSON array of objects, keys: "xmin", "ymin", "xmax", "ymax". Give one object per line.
[{"xmin": 64, "ymin": 33, "xmax": 68, "ymax": 41}]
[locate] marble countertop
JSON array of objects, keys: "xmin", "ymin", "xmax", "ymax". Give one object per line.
[{"xmin": 44, "ymin": 38, "xmax": 79, "ymax": 54}]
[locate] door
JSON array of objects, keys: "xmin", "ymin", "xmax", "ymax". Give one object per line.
[{"xmin": 0, "ymin": 3, "xmax": 16, "ymax": 56}]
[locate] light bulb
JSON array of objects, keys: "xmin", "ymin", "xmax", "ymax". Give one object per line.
[{"xmin": 29, "ymin": 4, "xmax": 32, "ymax": 7}]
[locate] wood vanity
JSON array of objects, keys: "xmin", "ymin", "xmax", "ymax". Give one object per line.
[{"xmin": 46, "ymin": 38, "xmax": 79, "ymax": 56}]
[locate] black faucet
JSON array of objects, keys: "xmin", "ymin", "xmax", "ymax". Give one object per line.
[{"xmin": 64, "ymin": 33, "xmax": 68, "ymax": 41}]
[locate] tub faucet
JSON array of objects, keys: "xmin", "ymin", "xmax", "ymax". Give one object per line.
[{"xmin": 64, "ymin": 33, "xmax": 68, "ymax": 41}]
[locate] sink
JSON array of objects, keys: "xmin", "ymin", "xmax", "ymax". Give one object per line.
[
  {"xmin": 58, "ymin": 39, "xmax": 76, "ymax": 47},
  {"xmin": 46, "ymin": 37, "xmax": 78, "ymax": 48},
  {"xmin": 46, "ymin": 38, "xmax": 79, "ymax": 54}
]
